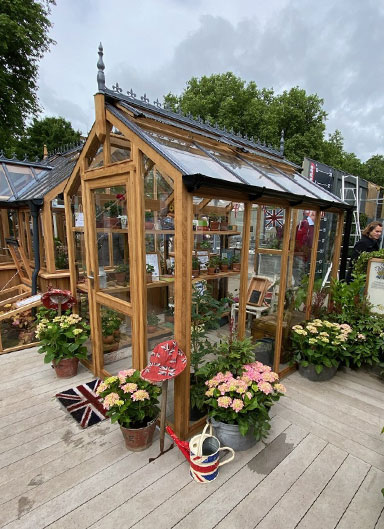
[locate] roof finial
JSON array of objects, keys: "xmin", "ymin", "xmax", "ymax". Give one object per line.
[
  {"xmin": 280, "ymin": 129, "xmax": 285, "ymax": 154},
  {"xmin": 97, "ymin": 42, "xmax": 105, "ymax": 91}
]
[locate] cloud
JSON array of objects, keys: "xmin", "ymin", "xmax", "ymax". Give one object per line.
[{"xmin": 38, "ymin": 0, "xmax": 384, "ymax": 162}]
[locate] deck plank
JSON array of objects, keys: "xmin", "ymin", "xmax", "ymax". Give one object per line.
[{"xmin": 0, "ymin": 346, "xmax": 383, "ymax": 529}]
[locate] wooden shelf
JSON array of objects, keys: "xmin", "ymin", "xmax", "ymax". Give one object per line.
[
  {"xmin": 192, "ymin": 271, "xmax": 240, "ymax": 282},
  {"xmin": 194, "ymin": 230, "xmax": 240, "ymax": 236}
]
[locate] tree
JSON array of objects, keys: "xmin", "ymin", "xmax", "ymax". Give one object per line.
[
  {"xmin": 164, "ymin": 74, "xmax": 327, "ymax": 165},
  {"xmin": 0, "ymin": 0, "xmax": 55, "ymax": 154},
  {"xmin": 16, "ymin": 117, "xmax": 81, "ymax": 160},
  {"xmin": 364, "ymin": 155, "xmax": 384, "ymax": 187}
]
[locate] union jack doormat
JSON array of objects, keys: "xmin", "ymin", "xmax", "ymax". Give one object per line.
[{"xmin": 55, "ymin": 379, "xmax": 107, "ymax": 428}]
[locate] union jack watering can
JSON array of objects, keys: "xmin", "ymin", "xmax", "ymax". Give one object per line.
[{"xmin": 166, "ymin": 423, "xmax": 235, "ymax": 483}]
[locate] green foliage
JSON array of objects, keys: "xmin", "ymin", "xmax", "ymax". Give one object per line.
[
  {"xmin": 0, "ymin": 0, "xmax": 55, "ymax": 154},
  {"xmin": 104, "ymin": 200, "xmax": 122, "ymax": 218},
  {"xmin": 36, "ymin": 313, "xmax": 90, "ymax": 364},
  {"xmin": 329, "ymin": 277, "xmax": 384, "ymax": 369},
  {"xmin": 16, "ymin": 116, "xmax": 81, "ymax": 159},
  {"xmin": 365, "ymin": 155, "xmax": 384, "ymax": 187},
  {"xmin": 96, "ymin": 370, "xmax": 161, "ymax": 428},
  {"xmin": 208, "ymin": 255, "xmax": 220, "ymax": 268},
  {"xmin": 101, "ymin": 308, "xmax": 122, "ymax": 336},
  {"xmin": 192, "ymin": 256, "xmax": 200, "ymax": 269},
  {"xmin": 353, "ymin": 250, "xmax": 384, "ymax": 277},
  {"xmin": 54, "ymin": 237, "xmax": 69, "ymax": 269},
  {"xmin": 220, "ymin": 257, "xmax": 229, "ymax": 265},
  {"xmin": 146, "ymin": 264, "xmax": 155, "ymax": 274},
  {"xmin": 290, "ymin": 320, "xmax": 352, "ymax": 373},
  {"xmin": 190, "ymin": 283, "xmax": 229, "ymax": 373},
  {"xmin": 147, "ymin": 311, "xmax": 160, "ymax": 326},
  {"xmin": 114, "ymin": 263, "xmax": 129, "ymax": 273}
]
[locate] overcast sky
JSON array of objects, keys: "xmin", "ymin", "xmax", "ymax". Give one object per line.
[{"xmin": 38, "ymin": 0, "xmax": 384, "ymax": 162}]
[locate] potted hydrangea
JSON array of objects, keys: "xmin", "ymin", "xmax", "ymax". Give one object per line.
[
  {"xmin": 205, "ymin": 360, "xmax": 286, "ymax": 451},
  {"xmin": 96, "ymin": 369, "xmax": 161, "ymax": 451},
  {"xmin": 290, "ymin": 319, "xmax": 352, "ymax": 381},
  {"xmin": 36, "ymin": 313, "xmax": 90, "ymax": 377}
]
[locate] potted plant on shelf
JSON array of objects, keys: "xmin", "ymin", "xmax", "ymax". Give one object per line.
[
  {"xmin": 164, "ymin": 306, "xmax": 174, "ymax": 324},
  {"xmin": 101, "ymin": 308, "xmax": 122, "ymax": 348},
  {"xmin": 199, "ymin": 240, "xmax": 212, "ymax": 251},
  {"xmin": 207, "ymin": 255, "xmax": 220, "ymax": 275},
  {"xmin": 203, "ymin": 337, "xmax": 286, "ymax": 450},
  {"xmin": 146, "ymin": 263, "xmax": 155, "ymax": 283},
  {"xmin": 147, "ymin": 311, "xmax": 160, "ymax": 333},
  {"xmin": 220, "ymin": 256, "xmax": 229, "ymax": 272},
  {"xmin": 96, "ymin": 369, "xmax": 161, "ymax": 451},
  {"xmin": 220, "ymin": 215, "xmax": 229, "ymax": 231},
  {"xmin": 114, "ymin": 263, "xmax": 129, "ymax": 283},
  {"xmin": 36, "ymin": 313, "xmax": 90, "ymax": 378},
  {"xmin": 192, "ymin": 256, "xmax": 200, "ymax": 278},
  {"xmin": 145, "ymin": 211, "xmax": 154, "ymax": 230},
  {"xmin": 209, "ymin": 213, "xmax": 220, "ymax": 231},
  {"xmin": 103, "ymin": 199, "xmax": 123, "ymax": 228},
  {"xmin": 290, "ymin": 319, "xmax": 353, "ymax": 381},
  {"xmin": 231, "ymin": 254, "xmax": 241, "ymax": 271}
]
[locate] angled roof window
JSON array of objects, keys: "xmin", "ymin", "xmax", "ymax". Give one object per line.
[
  {"xmin": 4, "ymin": 164, "xmax": 36, "ymax": 196},
  {"xmin": 0, "ymin": 166, "xmax": 12, "ymax": 200}
]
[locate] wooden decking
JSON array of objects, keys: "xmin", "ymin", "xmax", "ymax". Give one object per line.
[{"xmin": 0, "ymin": 346, "xmax": 383, "ymax": 529}]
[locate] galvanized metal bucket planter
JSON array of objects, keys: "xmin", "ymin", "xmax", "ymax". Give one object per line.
[
  {"xmin": 210, "ymin": 418, "xmax": 258, "ymax": 452},
  {"xmin": 298, "ymin": 363, "xmax": 338, "ymax": 382}
]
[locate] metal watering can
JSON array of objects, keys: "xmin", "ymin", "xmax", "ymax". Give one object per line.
[{"xmin": 166, "ymin": 423, "xmax": 235, "ymax": 483}]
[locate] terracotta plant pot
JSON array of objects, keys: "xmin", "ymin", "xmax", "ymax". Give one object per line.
[
  {"xmin": 220, "ymin": 265, "xmax": 229, "ymax": 272},
  {"xmin": 165, "ymin": 315, "xmax": 174, "ymax": 323},
  {"xmin": 147, "ymin": 325, "xmax": 157, "ymax": 334},
  {"xmin": 207, "ymin": 267, "xmax": 216, "ymax": 275},
  {"xmin": 145, "ymin": 221, "xmax": 154, "ymax": 230},
  {"xmin": 119, "ymin": 416, "xmax": 158, "ymax": 451},
  {"xmin": 114, "ymin": 272, "xmax": 126, "ymax": 283},
  {"xmin": 103, "ymin": 335, "xmax": 115, "ymax": 344},
  {"xmin": 210, "ymin": 221, "xmax": 220, "ymax": 231},
  {"xmin": 53, "ymin": 357, "xmax": 79, "ymax": 378},
  {"xmin": 192, "ymin": 269, "xmax": 200, "ymax": 278},
  {"xmin": 232, "ymin": 263, "xmax": 241, "ymax": 272},
  {"xmin": 220, "ymin": 223, "xmax": 229, "ymax": 231},
  {"xmin": 146, "ymin": 274, "xmax": 153, "ymax": 283},
  {"xmin": 104, "ymin": 217, "xmax": 121, "ymax": 229}
]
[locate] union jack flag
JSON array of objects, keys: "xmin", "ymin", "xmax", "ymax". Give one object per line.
[
  {"xmin": 55, "ymin": 379, "xmax": 107, "ymax": 429},
  {"xmin": 264, "ymin": 208, "xmax": 284, "ymax": 230}
]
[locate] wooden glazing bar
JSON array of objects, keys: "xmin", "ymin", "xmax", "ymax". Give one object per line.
[
  {"xmin": 273, "ymin": 206, "xmax": 291, "ymax": 374},
  {"xmin": 305, "ymin": 209, "xmax": 321, "ymax": 320},
  {"xmin": 173, "ymin": 176, "xmax": 193, "ymax": 440},
  {"xmin": 129, "ymin": 148, "xmax": 147, "ymax": 370},
  {"xmin": 64, "ymin": 189, "xmax": 78, "ymax": 299},
  {"xmin": 83, "ymin": 160, "xmax": 135, "ymax": 181},
  {"xmin": 237, "ymin": 201, "xmax": 251, "ymax": 339},
  {"xmin": 41, "ymin": 201, "xmax": 56, "ymax": 273},
  {"xmin": 95, "ymin": 291, "xmax": 133, "ymax": 315}
]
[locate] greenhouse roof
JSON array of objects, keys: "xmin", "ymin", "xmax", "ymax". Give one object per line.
[
  {"xmin": 0, "ymin": 146, "xmax": 82, "ymax": 206},
  {"xmin": 105, "ymin": 99, "xmax": 351, "ymax": 211}
]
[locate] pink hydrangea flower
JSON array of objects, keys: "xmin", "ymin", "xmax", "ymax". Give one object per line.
[
  {"xmin": 118, "ymin": 369, "xmax": 136, "ymax": 383},
  {"xmin": 102, "ymin": 392, "xmax": 121, "ymax": 410},
  {"xmin": 218, "ymin": 383, "xmax": 230, "ymax": 395},
  {"xmin": 231, "ymin": 398, "xmax": 244, "ymax": 413},
  {"xmin": 262, "ymin": 371, "xmax": 279, "ymax": 383},
  {"xmin": 274, "ymin": 383, "xmax": 286, "ymax": 394},
  {"xmin": 121, "ymin": 383, "xmax": 138, "ymax": 393},
  {"xmin": 257, "ymin": 381, "xmax": 273, "ymax": 395},
  {"xmin": 217, "ymin": 396, "xmax": 232, "ymax": 408},
  {"xmin": 131, "ymin": 390, "xmax": 150, "ymax": 401},
  {"xmin": 96, "ymin": 382, "xmax": 108, "ymax": 395}
]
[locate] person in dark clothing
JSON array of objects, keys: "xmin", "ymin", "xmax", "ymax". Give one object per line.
[{"xmin": 346, "ymin": 221, "xmax": 383, "ymax": 282}]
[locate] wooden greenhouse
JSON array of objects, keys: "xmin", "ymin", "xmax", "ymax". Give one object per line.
[
  {"xmin": 61, "ymin": 46, "xmax": 352, "ymax": 439},
  {"xmin": 0, "ymin": 148, "xmax": 80, "ymax": 353}
]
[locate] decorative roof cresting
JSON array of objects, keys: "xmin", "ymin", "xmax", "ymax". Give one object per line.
[{"xmin": 97, "ymin": 43, "xmax": 105, "ymax": 91}]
